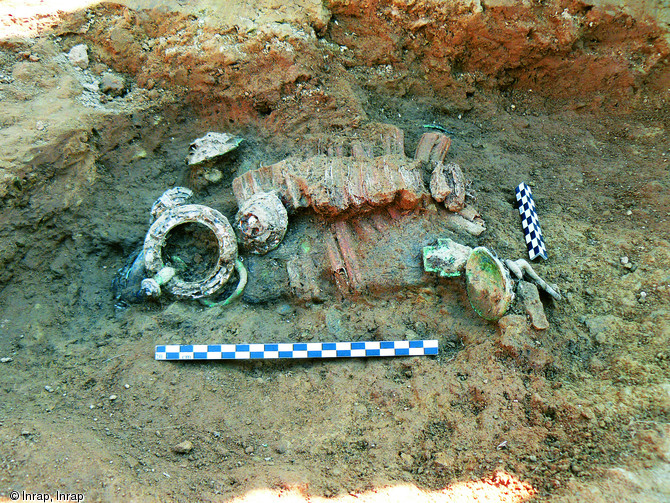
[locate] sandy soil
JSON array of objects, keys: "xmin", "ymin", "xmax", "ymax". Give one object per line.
[{"xmin": 0, "ymin": 1, "xmax": 668, "ymax": 502}]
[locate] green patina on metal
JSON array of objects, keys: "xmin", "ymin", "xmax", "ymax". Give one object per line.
[
  {"xmin": 423, "ymin": 245, "xmax": 461, "ymax": 277},
  {"xmin": 199, "ymin": 258, "xmax": 248, "ymax": 308},
  {"xmin": 300, "ymin": 239, "xmax": 312, "ymax": 254},
  {"xmin": 465, "ymin": 247, "xmax": 514, "ymax": 321},
  {"xmin": 422, "ymin": 238, "xmax": 472, "ymax": 278}
]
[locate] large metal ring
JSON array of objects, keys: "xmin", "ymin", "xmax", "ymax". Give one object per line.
[{"xmin": 143, "ymin": 204, "xmax": 238, "ymax": 298}]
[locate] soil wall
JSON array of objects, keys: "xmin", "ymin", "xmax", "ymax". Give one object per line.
[{"xmin": 49, "ymin": 0, "xmax": 670, "ymax": 137}]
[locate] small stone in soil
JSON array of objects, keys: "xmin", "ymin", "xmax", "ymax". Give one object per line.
[
  {"xmin": 244, "ymin": 445, "xmax": 254, "ymax": 454},
  {"xmin": 404, "ymin": 329, "xmax": 420, "ymax": 340},
  {"xmin": 100, "ymin": 73, "xmax": 127, "ymax": 97},
  {"xmin": 172, "ymin": 440, "xmax": 193, "ymax": 454},
  {"xmin": 203, "ymin": 168, "xmax": 222, "ymax": 183},
  {"xmin": 399, "ymin": 452, "xmax": 414, "ymax": 469},
  {"xmin": 68, "ymin": 44, "xmax": 89, "ymax": 69},
  {"xmin": 518, "ymin": 281, "xmax": 549, "ymax": 330},
  {"xmin": 275, "ymin": 440, "xmax": 289, "ymax": 454},
  {"xmin": 276, "ymin": 303, "xmax": 294, "ymax": 316}
]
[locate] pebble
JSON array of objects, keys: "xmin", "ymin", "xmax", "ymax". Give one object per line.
[
  {"xmin": 433, "ymin": 451, "xmax": 453, "ymax": 469},
  {"xmin": 203, "ymin": 168, "xmax": 222, "ymax": 183},
  {"xmin": 90, "ymin": 63, "xmax": 108, "ymax": 76},
  {"xmin": 109, "ymin": 394, "xmax": 118, "ymax": 401},
  {"xmin": 68, "ymin": 44, "xmax": 89, "ymax": 69},
  {"xmin": 275, "ymin": 440, "xmax": 290, "ymax": 454},
  {"xmin": 585, "ymin": 315, "xmax": 620, "ymax": 339},
  {"xmin": 0, "ymin": 357, "xmax": 13, "ymax": 363},
  {"xmin": 404, "ymin": 329, "xmax": 420, "ymax": 340},
  {"xmin": 172, "ymin": 440, "xmax": 193, "ymax": 454},
  {"xmin": 399, "ymin": 452, "xmax": 414, "ymax": 469},
  {"xmin": 496, "ymin": 315, "xmax": 529, "ymax": 358},
  {"xmin": 517, "ymin": 281, "xmax": 549, "ymax": 330},
  {"xmin": 21, "ymin": 429, "xmax": 31, "ymax": 436},
  {"xmin": 353, "ymin": 403, "xmax": 367, "ymax": 415},
  {"xmin": 325, "ymin": 307, "xmax": 344, "ymax": 336},
  {"xmin": 125, "ymin": 455, "xmax": 139, "ymax": 469},
  {"xmin": 626, "ymin": 210, "xmax": 633, "ymax": 216},
  {"xmin": 275, "ymin": 303, "xmax": 294, "ymax": 316},
  {"xmin": 44, "ymin": 385, "xmax": 54, "ymax": 393},
  {"xmin": 620, "ymin": 256, "xmax": 629, "ymax": 265},
  {"xmin": 244, "ymin": 445, "xmax": 254, "ymax": 454},
  {"xmin": 124, "ymin": 384, "xmax": 130, "ymax": 389},
  {"xmin": 529, "ymin": 455, "xmax": 538, "ymax": 462},
  {"xmin": 100, "ymin": 73, "xmax": 126, "ymax": 97}
]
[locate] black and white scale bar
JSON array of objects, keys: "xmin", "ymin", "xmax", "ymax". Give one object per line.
[
  {"xmin": 515, "ymin": 182, "xmax": 548, "ymax": 260},
  {"xmin": 155, "ymin": 340, "xmax": 439, "ymax": 361}
]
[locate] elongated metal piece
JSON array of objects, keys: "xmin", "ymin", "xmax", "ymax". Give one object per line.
[
  {"xmin": 505, "ymin": 258, "xmax": 562, "ymax": 301},
  {"xmin": 155, "ymin": 340, "xmax": 439, "ymax": 361}
]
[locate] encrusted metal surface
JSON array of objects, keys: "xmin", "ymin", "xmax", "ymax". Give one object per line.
[
  {"xmin": 144, "ymin": 204, "xmax": 237, "ymax": 298},
  {"xmin": 235, "ymin": 191, "xmax": 288, "ymax": 255}
]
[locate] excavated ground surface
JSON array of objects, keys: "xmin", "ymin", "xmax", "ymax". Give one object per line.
[{"xmin": 0, "ymin": 1, "xmax": 669, "ymax": 502}]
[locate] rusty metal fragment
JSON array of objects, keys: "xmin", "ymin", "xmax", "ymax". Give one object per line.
[
  {"xmin": 430, "ymin": 162, "xmax": 466, "ymax": 212},
  {"xmin": 414, "ymin": 132, "xmax": 451, "ymax": 163},
  {"xmin": 233, "ymin": 154, "xmax": 429, "ymax": 218},
  {"xmin": 302, "ymin": 123, "xmax": 405, "ymax": 157}
]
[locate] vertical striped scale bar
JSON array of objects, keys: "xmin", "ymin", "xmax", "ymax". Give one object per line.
[
  {"xmin": 515, "ymin": 182, "xmax": 548, "ymax": 260},
  {"xmin": 155, "ymin": 340, "xmax": 439, "ymax": 361}
]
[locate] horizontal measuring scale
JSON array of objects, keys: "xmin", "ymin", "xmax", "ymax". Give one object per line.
[{"xmin": 155, "ymin": 340, "xmax": 439, "ymax": 361}]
